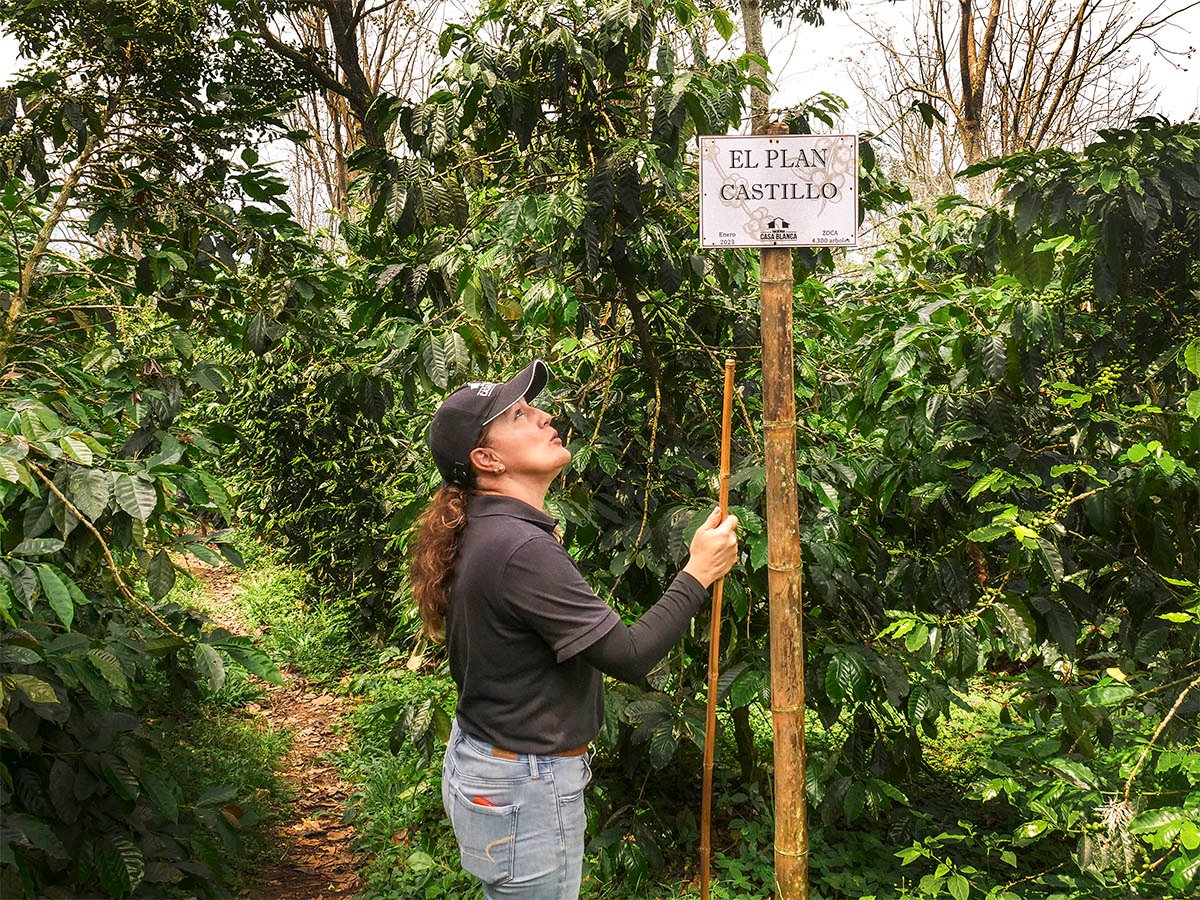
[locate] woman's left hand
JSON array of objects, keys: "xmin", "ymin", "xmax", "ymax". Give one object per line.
[{"xmin": 682, "ymin": 506, "xmax": 740, "ymax": 588}]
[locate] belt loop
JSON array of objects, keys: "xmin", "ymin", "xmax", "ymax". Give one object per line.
[{"xmin": 529, "ymin": 750, "xmax": 539, "ymax": 779}]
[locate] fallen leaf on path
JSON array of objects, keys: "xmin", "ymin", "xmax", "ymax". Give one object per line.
[{"xmin": 220, "ymin": 804, "xmax": 244, "ymax": 828}]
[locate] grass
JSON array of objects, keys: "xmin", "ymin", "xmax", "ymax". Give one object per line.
[
  {"xmin": 173, "ymin": 537, "xmax": 456, "ymax": 895},
  {"xmin": 162, "ymin": 544, "xmax": 306, "ymax": 885},
  {"xmin": 169, "ymin": 711, "xmax": 294, "ymax": 824},
  {"xmin": 337, "ymin": 665, "xmax": 476, "ymax": 899},
  {"xmin": 921, "ymin": 682, "xmax": 1006, "ymax": 776},
  {"xmin": 176, "ymin": 537, "xmax": 365, "ymax": 684},
  {"xmin": 234, "ymin": 563, "xmax": 363, "ymax": 683},
  {"xmin": 169, "ymin": 540, "xmax": 474, "ymax": 896},
  {"xmin": 160, "ymin": 703, "xmax": 295, "ymax": 884}
]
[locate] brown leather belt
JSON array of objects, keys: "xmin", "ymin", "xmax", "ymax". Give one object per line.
[{"xmin": 491, "ymin": 744, "xmax": 589, "ymax": 760}]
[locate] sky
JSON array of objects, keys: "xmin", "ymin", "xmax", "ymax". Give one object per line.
[
  {"xmin": 768, "ymin": 0, "xmax": 1200, "ymax": 127},
  {"xmin": 1, "ymin": 1, "xmax": 1196, "ymax": 136}
]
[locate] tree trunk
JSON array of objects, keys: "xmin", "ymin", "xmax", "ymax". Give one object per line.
[
  {"xmin": 255, "ymin": 1, "xmax": 383, "ymax": 150},
  {"xmin": 0, "ymin": 91, "xmax": 118, "ymax": 366},
  {"xmin": 322, "ymin": 0, "xmax": 382, "ymax": 148},
  {"xmin": 738, "ymin": 0, "xmax": 769, "ymax": 133},
  {"xmin": 623, "ymin": 288, "xmax": 677, "ymax": 440},
  {"xmin": 959, "ymin": 118, "xmax": 986, "ymax": 199},
  {"xmin": 731, "ymin": 705, "xmax": 759, "ymax": 784},
  {"xmin": 957, "ymin": 0, "xmax": 1002, "ymax": 200}
]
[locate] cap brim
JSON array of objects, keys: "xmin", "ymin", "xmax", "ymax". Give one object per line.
[{"xmin": 481, "ymin": 359, "xmax": 550, "ymax": 426}]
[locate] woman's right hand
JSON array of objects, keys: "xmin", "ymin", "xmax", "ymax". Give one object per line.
[{"xmin": 682, "ymin": 506, "xmax": 740, "ymax": 589}]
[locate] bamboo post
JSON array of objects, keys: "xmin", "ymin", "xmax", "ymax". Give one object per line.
[
  {"xmin": 761, "ymin": 122, "xmax": 809, "ymax": 899},
  {"xmin": 700, "ymin": 358, "xmax": 736, "ymax": 900}
]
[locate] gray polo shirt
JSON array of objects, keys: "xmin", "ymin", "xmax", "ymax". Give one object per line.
[{"xmin": 446, "ymin": 493, "xmax": 624, "ymax": 754}]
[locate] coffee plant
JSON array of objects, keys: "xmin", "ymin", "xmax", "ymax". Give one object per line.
[{"xmin": 4, "ymin": 0, "xmax": 1197, "ymax": 897}]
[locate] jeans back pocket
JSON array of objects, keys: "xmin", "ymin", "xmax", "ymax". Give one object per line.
[{"xmin": 450, "ymin": 787, "xmax": 519, "ymax": 885}]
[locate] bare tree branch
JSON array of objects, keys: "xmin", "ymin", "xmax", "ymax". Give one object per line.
[{"xmin": 847, "ymin": 0, "xmax": 1191, "ymax": 201}]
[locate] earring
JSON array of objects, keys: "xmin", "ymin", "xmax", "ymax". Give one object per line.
[{"xmin": 495, "ymin": 465, "xmax": 505, "ymax": 474}]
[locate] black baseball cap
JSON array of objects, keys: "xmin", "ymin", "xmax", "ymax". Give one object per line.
[{"xmin": 428, "ymin": 360, "xmax": 550, "ymax": 485}]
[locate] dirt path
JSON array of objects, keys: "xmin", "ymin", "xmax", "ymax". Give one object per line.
[{"xmin": 186, "ymin": 559, "xmax": 362, "ymax": 900}]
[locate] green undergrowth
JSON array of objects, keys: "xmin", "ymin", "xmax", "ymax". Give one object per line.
[
  {"xmin": 162, "ymin": 713, "xmax": 295, "ymax": 877},
  {"xmin": 174, "ymin": 538, "xmax": 1195, "ymax": 900},
  {"xmin": 331, "ymin": 663, "xmax": 1014, "ymax": 900},
  {"xmin": 235, "ymin": 563, "xmax": 362, "ymax": 684},
  {"xmin": 920, "ymin": 687, "xmax": 1006, "ymax": 777},
  {"xmin": 334, "ymin": 662, "xmax": 1193, "ymax": 900},
  {"xmin": 338, "ymin": 661, "xmax": 474, "ymax": 898},
  {"xmin": 178, "ymin": 539, "xmax": 365, "ymax": 685}
]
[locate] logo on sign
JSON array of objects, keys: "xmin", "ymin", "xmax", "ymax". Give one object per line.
[{"xmin": 760, "ymin": 216, "xmax": 797, "ymax": 241}]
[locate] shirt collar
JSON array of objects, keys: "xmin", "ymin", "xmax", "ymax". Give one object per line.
[{"xmin": 468, "ymin": 493, "xmax": 558, "ymax": 533}]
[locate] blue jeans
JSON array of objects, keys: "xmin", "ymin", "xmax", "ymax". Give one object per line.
[{"xmin": 442, "ymin": 719, "xmax": 594, "ymax": 899}]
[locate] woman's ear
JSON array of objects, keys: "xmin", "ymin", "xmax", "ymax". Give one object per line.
[{"xmin": 469, "ymin": 446, "xmax": 504, "ymax": 475}]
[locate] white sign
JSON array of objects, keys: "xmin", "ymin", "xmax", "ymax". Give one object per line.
[{"xmin": 699, "ymin": 134, "xmax": 859, "ymax": 249}]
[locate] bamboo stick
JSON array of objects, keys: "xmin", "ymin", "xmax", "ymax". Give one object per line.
[
  {"xmin": 761, "ymin": 119, "xmax": 809, "ymax": 900},
  {"xmin": 700, "ymin": 358, "xmax": 736, "ymax": 900}
]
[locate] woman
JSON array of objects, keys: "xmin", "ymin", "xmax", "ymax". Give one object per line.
[{"xmin": 411, "ymin": 360, "xmax": 738, "ymax": 899}]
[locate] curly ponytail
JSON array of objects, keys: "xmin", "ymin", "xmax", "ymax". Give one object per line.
[{"xmin": 410, "ymin": 483, "xmax": 473, "ymax": 639}]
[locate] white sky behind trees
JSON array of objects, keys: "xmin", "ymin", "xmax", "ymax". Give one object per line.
[
  {"xmin": 767, "ymin": 0, "xmax": 1199, "ymax": 125},
  {"xmin": 1, "ymin": 1, "xmax": 1195, "ymax": 150}
]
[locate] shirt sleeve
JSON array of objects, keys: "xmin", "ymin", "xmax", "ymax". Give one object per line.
[
  {"xmin": 579, "ymin": 572, "xmax": 708, "ymax": 683},
  {"xmin": 502, "ymin": 536, "xmax": 622, "ymax": 663}
]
